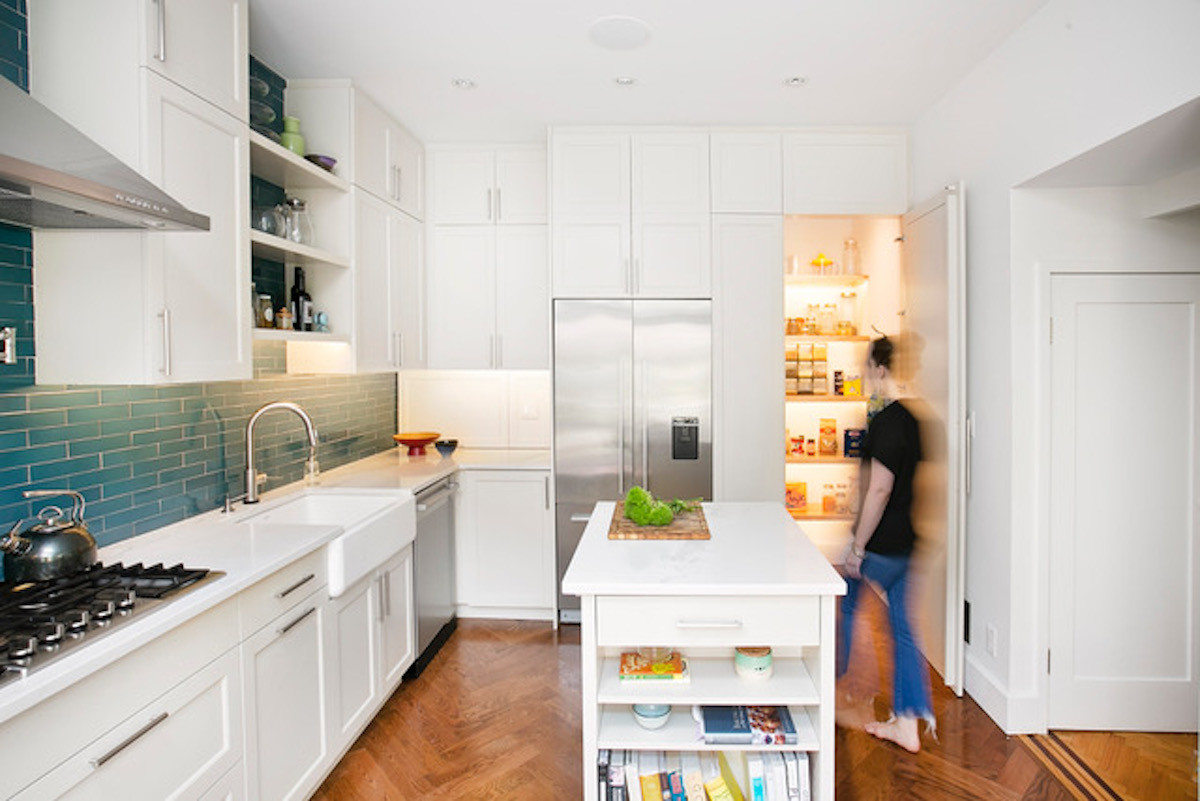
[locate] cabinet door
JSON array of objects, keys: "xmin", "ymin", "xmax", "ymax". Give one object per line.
[
  {"xmin": 380, "ymin": 544, "xmax": 416, "ymax": 689},
  {"xmin": 145, "ymin": 72, "xmax": 251, "ymax": 382},
  {"xmin": 391, "ymin": 212, "xmax": 427, "ymax": 369},
  {"xmin": 389, "ymin": 123, "xmax": 425, "ymax": 220},
  {"xmin": 495, "ymin": 147, "xmax": 547, "ymax": 224},
  {"xmin": 327, "ymin": 573, "xmax": 380, "ymax": 743},
  {"xmin": 710, "ymin": 132, "xmax": 783, "ymax": 213},
  {"xmin": 142, "ymin": 0, "xmax": 247, "ymax": 121},
  {"xmin": 782, "ymin": 131, "xmax": 908, "ymax": 214},
  {"xmin": 633, "ymin": 217, "xmax": 711, "ymax": 297},
  {"xmin": 354, "ymin": 189, "xmax": 395, "ymax": 372},
  {"xmin": 242, "ymin": 594, "xmax": 330, "ymax": 801},
  {"xmin": 632, "ymin": 132, "xmax": 710, "ymax": 217},
  {"xmin": 552, "ymin": 220, "xmax": 630, "ymax": 298},
  {"xmin": 14, "ymin": 649, "xmax": 243, "ymax": 801},
  {"xmin": 427, "ymin": 226, "xmax": 496, "ymax": 368},
  {"xmin": 353, "ymin": 92, "xmax": 392, "ymax": 201},
  {"xmin": 429, "ymin": 148, "xmax": 495, "ymax": 223},
  {"xmin": 495, "ymin": 226, "xmax": 549, "ymax": 369},
  {"xmin": 460, "ymin": 471, "xmax": 554, "ymax": 610},
  {"xmin": 551, "ymin": 132, "xmax": 629, "ymax": 219}
]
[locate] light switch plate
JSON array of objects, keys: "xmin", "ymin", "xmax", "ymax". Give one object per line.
[{"xmin": 0, "ymin": 327, "xmax": 15, "ymax": 364}]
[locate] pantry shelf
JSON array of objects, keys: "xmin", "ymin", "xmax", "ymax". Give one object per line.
[
  {"xmin": 785, "ymin": 394, "xmax": 866, "ymax": 403},
  {"xmin": 787, "ymin": 507, "xmax": 855, "ymax": 522},
  {"xmin": 785, "ymin": 456, "xmax": 859, "ymax": 465},
  {"xmin": 784, "ymin": 274, "xmax": 868, "ymax": 289},
  {"xmin": 785, "ymin": 334, "xmax": 870, "ymax": 343}
]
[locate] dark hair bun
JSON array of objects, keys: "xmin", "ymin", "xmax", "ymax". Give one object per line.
[{"xmin": 870, "ymin": 336, "xmax": 894, "ymax": 370}]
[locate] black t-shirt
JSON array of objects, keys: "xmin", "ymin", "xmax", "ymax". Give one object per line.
[{"xmin": 861, "ymin": 400, "xmax": 921, "ymax": 555}]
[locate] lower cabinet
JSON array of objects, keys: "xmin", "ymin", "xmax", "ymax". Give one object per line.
[
  {"xmin": 455, "ymin": 469, "xmax": 555, "ymax": 619},
  {"xmin": 12, "ymin": 648, "xmax": 243, "ymax": 801},
  {"xmin": 241, "ymin": 586, "xmax": 330, "ymax": 801},
  {"xmin": 326, "ymin": 544, "xmax": 415, "ymax": 744}
]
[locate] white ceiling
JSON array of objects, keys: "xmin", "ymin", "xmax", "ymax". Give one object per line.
[{"xmin": 247, "ymin": 0, "xmax": 1048, "ymax": 144}]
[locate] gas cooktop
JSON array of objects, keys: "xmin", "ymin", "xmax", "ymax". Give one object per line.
[{"xmin": 0, "ymin": 562, "xmax": 222, "ymax": 687}]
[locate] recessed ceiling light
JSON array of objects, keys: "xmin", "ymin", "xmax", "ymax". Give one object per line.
[
  {"xmin": 588, "ymin": 15, "xmax": 652, "ymax": 51},
  {"xmin": 451, "ymin": 78, "xmax": 476, "ymax": 90},
  {"xmin": 783, "ymin": 76, "xmax": 808, "ymax": 88},
  {"xmin": 614, "ymin": 76, "xmax": 637, "ymax": 87}
]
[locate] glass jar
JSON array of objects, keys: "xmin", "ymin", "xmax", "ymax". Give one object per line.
[
  {"xmin": 842, "ymin": 239, "xmax": 861, "ymax": 275},
  {"xmin": 284, "ymin": 197, "xmax": 314, "ymax": 245}
]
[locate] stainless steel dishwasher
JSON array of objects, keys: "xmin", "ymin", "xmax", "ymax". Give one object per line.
[{"xmin": 404, "ymin": 475, "xmax": 458, "ymax": 678}]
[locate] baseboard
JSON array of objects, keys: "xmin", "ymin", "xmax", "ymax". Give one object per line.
[
  {"xmin": 964, "ymin": 653, "xmax": 1046, "ymax": 734},
  {"xmin": 457, "ymin": 605, "xmax": 556, "ymax": 621}
]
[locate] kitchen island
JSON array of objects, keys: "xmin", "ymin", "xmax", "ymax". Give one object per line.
[{"xmin": 562, "ymin": 501, "xmax": 845, "ymax": 801}]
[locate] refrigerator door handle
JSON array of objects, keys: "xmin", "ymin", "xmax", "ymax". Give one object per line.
[
  {"xmin": 639, "ymin": 360, "xmax": 649, "ymax": 488},
  {"xmin": 619, "ymin": 354, "xmax": 630, "ymax": 495}
]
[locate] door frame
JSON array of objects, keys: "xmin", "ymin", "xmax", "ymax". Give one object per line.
[{"xmin": 1036, "ymin": 261, "xmax": 1200, "ymax": 729}]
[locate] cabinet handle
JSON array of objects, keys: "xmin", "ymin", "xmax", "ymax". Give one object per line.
[
  {"xmin": 278, "ymin": 605, "xmax": 316, "ymax": 636},
  {"xmin": 91, "ymin": 711, "xmax": 169, "ymax": 768},
  {"xmin": 377, "ymin": 576, "xmax": 386, "ymax": 622},
  {"xmin": 488, "ymin": 334, "xmax": 496, "ymax": 369},
  {"xmin": 495, "ymin": 334, "xmax": 503, "ymax": 368},
  {"xmin": 544, "ymin": 476, "xmax": 550, "ymax": 510},
  {"xmin": 569, "ymin": 514, "xmax": 591, "ymax": 523},
  {"xmin": 383, "ymin": 572, "xmax": 392, "ymax": 618},
  {"xmin": 159, "ymin": 308, "xmax": 172, "ymax": 377},
  {"xmin": 675, "ymin": 619, "xmax": 744, "ymax": 629},
  {"xmin": 486, "ymin": 188, "xmax": 492, "ymax": 221},
  {"xmin": 496, "ymin": 187, "xmax": 502, "ymax": 222},
  {"xmin": 395, "ymin": 166, "xmax": 403, "ymax": 202},
  {"xmin": 275, "ymin": 572, "xmax": 316, "ymax": 600},
  {"xmin": 394, "ymin": 332, "xmax": 403, "ymax": 368},
  {"xmin": 632, "ymin": 257, "xmax": 641, "ymax": 296},
  {"xmin": 153, "ymin": 0, "xmax": 166, "ymax": 62}
]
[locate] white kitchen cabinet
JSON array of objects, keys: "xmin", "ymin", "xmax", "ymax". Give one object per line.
[
  {"xmin": 199, "ymin": 763, "xmax": 247, "ymax": 801},
  {"xmin": 13, "ymin": 649, "xmax": 244, "ymax": 801},
  {"xmin": 551, "ymin": 130, "xmax": 711, "ymax": 298},
  {"xmin": 241, "ymin": 586, "xmax": 330, "ymax": 801},
  {"xmin": 713, "ymin": 215, "xmax": 785, "ymax": 502},
  {"xmin": 349, "ymin": 90, "xmax": 424, "ymax": 219},
  {"xmin": 32, "ymin": 71, "xmax": 251, "ymax": 384},
  {"xmin": 782, "ymin": 131, "xmax": 908, "ymax": 215},
  {"xmin": 710, "ymin": 132, "xmax": 783, "ymax": 213},
  {"xmin": 427, "ymin": 225, "xmax": 549, "ymax": 369},
  {"xmin": 429, "ymin": 146, "xmax": 547, "ymax": 224},
  {"xmin": 455, "ymin": 469, "xmax": 555, "ymax": 619},
  {"xmin": 326, "ymin": 544, "xmax": 415, "ymax": 743},
  {"xmin": 29, "ymin": 0, "xmax": 247, "ymax": 123},
  {"xmin": 354, "ymin": 190, "xmax": 426, "ymax": 372}
]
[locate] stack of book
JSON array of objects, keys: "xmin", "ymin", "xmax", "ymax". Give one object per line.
[
  {"xmin": 618, "ymin": 650, "xmax": 690, "ymax": 683},
  {"xmin": 695, "ymin": 706, "xmax": 800, "ymax": 746},
  {"xmin": 596, "ymin": 750, "xmax": 811, "ymax": 801}
]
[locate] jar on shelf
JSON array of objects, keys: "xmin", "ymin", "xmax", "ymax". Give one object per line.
[
  {"xmin": 822, "ymin": 483, "xmax": 836, "ymax": 514},
  {"xmin": 842, "ymin": 239, "xmax": 861, "ymax": 275},
  {"xmin": 280, "ymin": 116, "xmax": 306, "ymax": 156},
  {"xmin": 284, "ymin": 197, "xmax": 314, "ymax": 245},
  {"xmin": 818, "ymin": 304, "xmax": 836, "ymax": 335},
  {"xmin": 838, "ymin": 291, "xmax": 859, "ymax": 334}
]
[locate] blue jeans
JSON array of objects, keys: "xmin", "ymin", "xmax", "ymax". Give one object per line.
[{"xmin": 836, "ymin": 551, "xmax": 933, "ymax": 721}]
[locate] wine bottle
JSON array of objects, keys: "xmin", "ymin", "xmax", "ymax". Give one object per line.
[{"xmin": 291, "ymin": 266, "xmax": 314, "ymax": 332}]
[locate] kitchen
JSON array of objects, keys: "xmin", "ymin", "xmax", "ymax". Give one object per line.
[{"xmin": 1, "ymin": 1, "xmax": 1199, "ymax": 799}]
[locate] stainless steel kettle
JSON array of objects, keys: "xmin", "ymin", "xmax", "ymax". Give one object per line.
[{"xmin": 1, "ymin": 490, "xmax": 98, "ymax": 582}]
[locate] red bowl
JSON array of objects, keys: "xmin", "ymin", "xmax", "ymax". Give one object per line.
[{"xmin": 393, "ymin": 431, "xmax": 439, "ymax": 456}]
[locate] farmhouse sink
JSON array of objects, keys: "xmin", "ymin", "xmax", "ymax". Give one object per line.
[{"xmin": 241, "ymin": 489, "xmax": 415, "ymax": 597}]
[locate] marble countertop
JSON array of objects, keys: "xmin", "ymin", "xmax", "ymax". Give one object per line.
[
  {"xmin": 562, "ymin": 502, "xmax": 846, "ymax": 597},
  {"xmin": 0, "ymin": 446, "xmax": 547, "ymax": 724}
]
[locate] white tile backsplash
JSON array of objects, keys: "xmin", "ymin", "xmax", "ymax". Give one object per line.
[{"xmin": 399, "ymin": 371, "xmax": 550, "ymax": 448}]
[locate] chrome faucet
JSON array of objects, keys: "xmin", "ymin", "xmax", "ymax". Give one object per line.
[{"xmin": 243, "ymin": 401, "xmax": 319, "ymax": 504}]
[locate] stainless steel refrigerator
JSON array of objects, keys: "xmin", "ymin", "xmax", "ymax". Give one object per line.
[{"xmin": 553, "ymin": 299, "xmax": 712, "ymax": 622}]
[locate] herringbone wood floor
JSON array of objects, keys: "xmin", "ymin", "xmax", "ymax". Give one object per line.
[{"xmin": 312, "ymin": 588, "xmax": 1195, "ymax": 800}]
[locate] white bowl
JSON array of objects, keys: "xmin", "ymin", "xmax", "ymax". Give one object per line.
[{"xmin": 632, "ymin": 704, "xmax": 671, "ymax": 730}]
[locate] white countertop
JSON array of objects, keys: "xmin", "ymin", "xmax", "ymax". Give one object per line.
[
  {"xmin": 0, "ymin": 446, "xmax": 547, "ymax": 725},
  {"xmin": 561, "ymin": 502, "xmax": 846, "ymax": 597}
]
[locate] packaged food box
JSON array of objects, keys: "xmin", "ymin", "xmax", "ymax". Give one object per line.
[
  {"xmin": 818, "ymin": 418, "xmax": 838, "ymax": 456},
  {"xmin": 844, "ymin": 428, "xmax": 864, "ymax": 458},
  {"xmin": 785, "ymin": 482, "xmax": 807, "ymax": 510}
]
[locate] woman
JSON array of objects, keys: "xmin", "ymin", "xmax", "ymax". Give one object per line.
[{"xmin": 837, "ymin": 335, "xmax": 934, "ymax": 752}]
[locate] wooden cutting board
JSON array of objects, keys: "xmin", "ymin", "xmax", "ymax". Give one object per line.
[{"xmin": 607, "ymin": 502, "xmax": 710, "ymax": 540}]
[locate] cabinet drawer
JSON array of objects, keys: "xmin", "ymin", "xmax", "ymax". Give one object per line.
[
  {"xmin": 595, "ymin": 595, "xmax": 819, "ymax": 647},
  {"xmin": 238, "ymin": 549, "xmax": 327, "ymax": 637}
]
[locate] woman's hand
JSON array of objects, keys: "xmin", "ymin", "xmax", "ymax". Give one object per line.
[{"xmin": 845, "ymin": 544, "xmax": 864, "ymax": 579}]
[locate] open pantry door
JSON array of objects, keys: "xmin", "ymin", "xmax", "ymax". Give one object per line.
[{"xmin": 899, "ymin": 184, "xmax": 967, "ymax": 695}]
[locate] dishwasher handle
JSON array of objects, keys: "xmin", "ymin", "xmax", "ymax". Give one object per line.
[{"xmin": 415, "ymin": 480, "xmax": 457, "ymax": 514}]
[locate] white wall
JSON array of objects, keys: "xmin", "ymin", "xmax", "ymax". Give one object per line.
[{"xmin": 909, "ymin": 0, "xmax": 1200, "ymax": 731}]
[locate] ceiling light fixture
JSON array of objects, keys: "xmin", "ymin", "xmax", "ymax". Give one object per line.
[
  {"xmin": 588, "ymin": 15, "xmax": 652, "ymax": 51},
  {"xmin": 451, "ymin": 78, "xmax": 477, "ymax": 90},
  {"xmin": 783, "ymin": 76, "xmax": 808, "ymax": 88},
  {"xmin": 614, "ymin": 76, "xmax": 638, "ymax": 87}
]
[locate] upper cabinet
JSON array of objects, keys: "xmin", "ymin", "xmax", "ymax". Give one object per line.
[
  {"xmin": 550, "ymin": 130, "xmax": 711, "ymax": 298},
  {"xmin": 782, "ymin": 131, "xmax": 908, "ymax": 215},
  {"xmin": 351, "ymin": 92, "xmax": 424, "ymax": 219},
  {"xmin": 428, "ymin": 147, "xmax": 547, "ymax": 225},
  {"xmin": 710, "ymin": 132, "xmax": 783, "ymax": 214},
  {"xmin": 28, "ymin": 2, "xmax": 251, "ymax": 384}
]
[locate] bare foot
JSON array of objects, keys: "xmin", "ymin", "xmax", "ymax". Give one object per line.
[{"xmin": 864, "ymin": 715, "xmax": 921, "ymax": 752}]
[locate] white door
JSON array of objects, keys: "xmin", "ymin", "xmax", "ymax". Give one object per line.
[
  {"xmin": 428, "ymin": 226, "xmax": 496, "ymax": 368},
  {"xmin": 900, "ymin": 184, "xmax": 967, "ymax": 695},
  {"xmin": 354, "ymin": 190, "xmax": 394, "ymax": 372},
  {"xmin": 391, "ymin": 212, "xmax": 426, "ymax": 369},
  {"xmin": 1049, "ymin": 271, "xmax": 1200, "ymax": 730},
  {"xmin": 495, "ymin": 225, "xmax": 549, "ymax": 368}
]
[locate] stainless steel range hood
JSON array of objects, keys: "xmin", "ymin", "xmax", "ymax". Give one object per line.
[{"xmin": 0, "ymin": 80, "xmax": 209, "ymax": 231}]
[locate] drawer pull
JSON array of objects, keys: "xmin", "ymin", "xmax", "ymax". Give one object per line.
[
  {"xmin": 675, "ymin": 619, "xmax": 744, "ymax": 629},
  {"xmin": 275, "ymin": 573, "xmax": 316, "ymax": 600},
  {"xmin": 278, "ymin": 606, "xmax": 316, "ymax": 636},
  {"xmin": 91, "ymin": 711, "xmax": 169, "ymax": 768}
]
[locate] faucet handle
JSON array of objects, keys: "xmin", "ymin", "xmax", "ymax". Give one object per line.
[{"xmin": 254, "ymin": 471, "xmax": 269, "ymax": 489}]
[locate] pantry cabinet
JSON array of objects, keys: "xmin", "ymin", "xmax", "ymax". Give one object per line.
[
  {"xmin": 455, "ymin": 469, "xmax": 555, "ymax": 619},
  {"xmin": 782, "ymin": 131, "xmax": 907, "ymax": 215},
  {"xmin": 428, "ymin": 146, "xmax": 547, "ymax": 224},
  {"xmin": 354, "ymin": 190, "xmax": 427, "ymax": 371},
  {"xmin": 550, "ymin": 130, "xmax": 711, "ymax": 298},
  {"xmin": 710, "ymin": 132, "xmax": 783, "ymax": 214},
  {"xmin": 351, "ymin": 91, "xmax": 425, "ymax": 219},
  {"xmin": 427, "ymin": 225, "xmax": 549, "ymax": 369}
]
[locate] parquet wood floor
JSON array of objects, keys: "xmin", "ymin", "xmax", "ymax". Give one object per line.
[{"xmin": 311, "ymin": 588, "xmax": 1194, "ymax": 800}]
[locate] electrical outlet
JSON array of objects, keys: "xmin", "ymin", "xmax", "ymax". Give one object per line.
[
  {"xmin": 0, "ymin": 327, "xmax": 14, "ymax": 365},
  {"xmin": 985, "ymin": 624, "xmax": 998, "ymax": 657}
]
